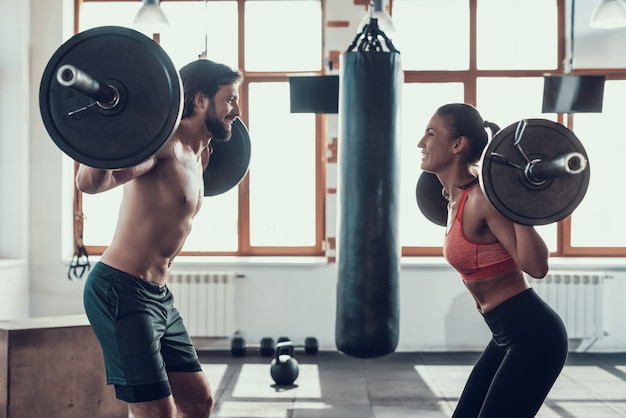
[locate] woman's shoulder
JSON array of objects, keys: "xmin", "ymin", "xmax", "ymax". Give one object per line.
[{"xmin": 468, "ymin": 184, "xmax": 501, "ymax": 220}]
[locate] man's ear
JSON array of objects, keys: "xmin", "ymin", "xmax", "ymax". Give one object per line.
[{"xmin": 194, "ymin": 92, "xmax": 208, "ymax": 110}]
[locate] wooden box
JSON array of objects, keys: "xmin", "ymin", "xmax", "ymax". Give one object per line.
[{"xmin": 0, "ymin": 315, "xmax": 127, "ymax": 417}]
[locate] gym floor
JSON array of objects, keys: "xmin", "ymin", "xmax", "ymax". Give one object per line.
[{"xmin": 194, "ymin": 347, "xmax": 626, "ymax": 418}]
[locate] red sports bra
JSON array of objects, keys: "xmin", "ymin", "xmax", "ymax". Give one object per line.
[{"xmin": 443, "ymin": 185, "xmax": 517, "ymax": 281}]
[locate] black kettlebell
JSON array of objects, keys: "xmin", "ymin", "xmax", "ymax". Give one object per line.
[{"xmin": 270, "ymin": 341, "xmax": 299, "ymax": 386}]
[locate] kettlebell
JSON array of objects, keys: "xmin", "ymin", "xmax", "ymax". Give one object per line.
[{"xmin": 270, "ymin": 340, "xmax": 299, "ymax": 386}]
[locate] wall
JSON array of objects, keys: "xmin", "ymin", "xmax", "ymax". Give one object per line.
[
  {"xmin": 28, "ymin": 0, "xmax": 78, "ymax": 315},
  {"xmin": 0, "ymin": 0, "xmax": 31, "ymax": 319},
  {"xmin": 0, "ymin": 0, "xmax": 624, "ymax": 353}
]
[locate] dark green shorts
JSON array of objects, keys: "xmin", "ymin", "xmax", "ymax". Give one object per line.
[{"xmin": 83, "ymin": 262, "xmax": 202, "ymax": 402}]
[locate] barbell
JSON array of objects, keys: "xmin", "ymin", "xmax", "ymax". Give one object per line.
[
  {"xmin": 38, "ymin": 26, "xmax": 250, "ymax": 196},
  {"xmin": 416, "ymin": 118, "xmax": 590, "ymax": 226}
]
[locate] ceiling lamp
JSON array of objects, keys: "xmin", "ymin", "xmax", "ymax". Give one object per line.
[
  {"xmin": 590, "ymin": 0, "xmax": 626, "ymax": 29},
  {"xmin": 133, "ymin": 0, "xmax": 169, "ymax": 34}
]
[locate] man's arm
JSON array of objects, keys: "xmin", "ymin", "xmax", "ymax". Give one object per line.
[{"xmin": 76, "ymin": 157, "xmax": 157, "ymax": 194}]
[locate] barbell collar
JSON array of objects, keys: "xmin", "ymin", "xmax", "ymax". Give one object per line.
[
  {"xmin": 56, "ymin": 64, "xmax": 119, "ymax": 109},
  {"xmin": 526, "ymin": 152, "xmax": 587, "ymax": 185}
]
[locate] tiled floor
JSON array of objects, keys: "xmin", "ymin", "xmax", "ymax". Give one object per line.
[{"xmin": 197, "ymin": 350, "xmax": 626, "ymax": 418}]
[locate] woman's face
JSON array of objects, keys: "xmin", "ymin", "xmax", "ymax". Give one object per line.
[{"xmin": 417, "ymin": 113, "xmax": 456, "ymax": 173}]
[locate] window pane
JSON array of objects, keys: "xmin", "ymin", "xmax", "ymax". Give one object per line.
[
  {"xmin": 81, "ymin": 2, "xmax": 238, "ymax": 70},
  {"xmin": 476, "ymin": 77, "xmax": 557, "ymax": 251},
  {"xmin": 82, "ymin": 187, "xmax": 122, "ymax": 246},
  {"xmin": 81, "ymin": 175, "xmax": 239, "ymax": 252},
  {"xmin": 248, "ymin": 82, "xmax": 316, "ymax": 246},
  {"xmin": 79, "ymin": 2, "xmax": 133, "ymax": 248},
  {"xmin": 183, "ymin": 192, "xmax": 239, "ymax": 252},
  {"xmin": 477, "ymin": 77, "xmax": 554, "ymax": 129},
  {"xmin": 245, "ymin": 0, "xmax": 322, "ymax": 72},
  {"xmin": 393, "ymin": 0, "xmax": 469, "ymax": 71},
  {"xmin": 569, "ymin": 80, "xmax": 625, "ymax": 247},
  {"xmin": 477, "ymin": 0, "xmax": 557, "ymax": 70},
  {"xmin": 79, "ymin": 2, "xmax": 137, "ymax": 30},
  {"xmin": 79, "ymin": 2, "xmax": 240, "ymax": 252},
  {"xmin": 160, "ymin": 2, "xmax": 238, "ymax": 69},
  {"xmin": 400, "ymin": 82, "xmax": 464, "ymax": 247}
]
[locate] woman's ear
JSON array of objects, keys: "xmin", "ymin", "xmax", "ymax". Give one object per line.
[{"xmin": 452, "ymin": 135, "xmax": 468, "ymax": 154}]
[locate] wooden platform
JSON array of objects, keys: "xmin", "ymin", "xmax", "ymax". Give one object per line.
[{"xmin": 0, "ymin": 315, "xmax": 127, "ymax": 418}]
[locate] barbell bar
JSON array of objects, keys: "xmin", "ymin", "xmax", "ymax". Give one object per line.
[{"xmin": 56, "ymin": 64, "xmax": 120, "ymax": 110}]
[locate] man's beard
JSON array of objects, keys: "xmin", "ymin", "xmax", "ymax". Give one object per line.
[{"xmin": 204, "ymin": 105, "xmax": 232, "ymax": 142}]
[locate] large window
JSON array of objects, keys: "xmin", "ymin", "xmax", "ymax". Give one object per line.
[
  {"xmin": 566, "ymin": 80, "xmax": 626, "ymax": 253},
  {"xmin": 74, "ymin": 0, "xmax": 626, "ymax": 258},
  {"xmin": 76, "ymin": 0, "xmax": 324, "ymax": 256},
  {"xmin": 394, "ymin": 0, "xmax": 625, "ymax": 257}
]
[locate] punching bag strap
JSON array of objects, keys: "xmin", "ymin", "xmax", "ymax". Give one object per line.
[{"xmin": 346, "ymin": 18, "xmax": 399, "ymax": 53}]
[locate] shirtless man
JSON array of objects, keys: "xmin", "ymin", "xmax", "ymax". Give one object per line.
[{"xmin": 78, "ymin": 59, "xmax": 242, "ymax": 418}]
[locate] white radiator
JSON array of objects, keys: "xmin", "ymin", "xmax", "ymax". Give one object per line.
[
  {"xmin": 167, "ymin": 271, "xmax": 236, "ymax": 337},
  {"xmin": 527, "ymin": 271, "xmax": 606, "ymax": 340}
]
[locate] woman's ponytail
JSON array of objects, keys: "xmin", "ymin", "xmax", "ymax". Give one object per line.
[{"xmin": 483, "ymin": 120, "xmax": 501, "ymax": 139}]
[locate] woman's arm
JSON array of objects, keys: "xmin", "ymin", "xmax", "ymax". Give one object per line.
[
  {"xmin": 478, "ymin": 192, "xmax": 549, "ymax": 279},
  {"xmin": 510, "ymin": 223, "xmax": 549, "ymax": 278}
]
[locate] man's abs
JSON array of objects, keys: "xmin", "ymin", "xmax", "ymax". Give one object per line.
[{"xmin": 101, "ymin": 207, "xmax": 194, "ymax": 285}]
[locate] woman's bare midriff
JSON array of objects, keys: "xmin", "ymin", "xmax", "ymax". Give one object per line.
[{"xmin": 463, "ymin": 268, "xmax": 531, "ymax": 314}]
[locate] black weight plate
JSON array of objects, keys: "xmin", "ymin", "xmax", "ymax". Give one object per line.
[
  {"xmin": 479, "ymin": 119, "xmax": 590, "ymax": 226},
  {"xmin": 415, "ymin": 171, "xmax": 447, "ymax": 227},
  {"xmin": 203, "ymin": 118, "xmax": 252, "ymax": 196},
  {"xmin": 39, "ymin": 26, "xmax": 182, "ymax": 169}
]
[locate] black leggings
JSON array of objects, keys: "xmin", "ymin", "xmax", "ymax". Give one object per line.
[{"xmin": 452, "ymin": 288, "xmax": 568, "ymax": 418}]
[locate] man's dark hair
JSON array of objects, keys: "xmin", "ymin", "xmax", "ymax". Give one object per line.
[{"xmin": 179, "ymin": 59, "xmax": 243, "ymax": 119}]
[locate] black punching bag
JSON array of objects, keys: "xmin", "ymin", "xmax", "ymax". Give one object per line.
[{"xmin": 335, "ymin": 18, "xmax": 402, "ymax": 359}]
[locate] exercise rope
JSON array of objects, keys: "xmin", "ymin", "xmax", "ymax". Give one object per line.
[{"xmin": 68, "ymin": 182, "xmax": 90, "ymax": 280}]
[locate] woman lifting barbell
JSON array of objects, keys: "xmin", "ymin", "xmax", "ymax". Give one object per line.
[{"xmin": 417, "ymin": 103, "xmax": 568, "ymax": 417}]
